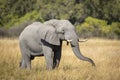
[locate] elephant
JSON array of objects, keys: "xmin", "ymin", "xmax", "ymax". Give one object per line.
[{"xmin": 19, "ymin": 19, "xmax": 95, "ymax": 70}]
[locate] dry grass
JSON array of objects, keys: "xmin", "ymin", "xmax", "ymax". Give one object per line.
[{"xmin": 0, "ymin": 38, "xmax": 120, "ymax": 80}]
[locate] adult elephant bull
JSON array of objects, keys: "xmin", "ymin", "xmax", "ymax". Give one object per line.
[{"xmin": 19, "ymin": 19, "xmax": 95, "ymax": 70}]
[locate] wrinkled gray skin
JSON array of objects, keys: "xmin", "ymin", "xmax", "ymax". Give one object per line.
[{"xmin": 19, "ymin": 19, "xmax": 95, "ymax": 70}]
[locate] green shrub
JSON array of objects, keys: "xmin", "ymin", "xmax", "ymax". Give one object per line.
[
  {"xmin": 76, "ymin": 17, "xmax": 120, "ymax": 39},
  {"xmin": 13, "ymin": 10, "xmax": 44, "ymax": 27},
  {"xmin": 6, "ymin": 10, "xmax": 44, "ymax": 28},
  {"xmin": 111, "ymin": 22, "xmax": 120, "ymax": 35}
]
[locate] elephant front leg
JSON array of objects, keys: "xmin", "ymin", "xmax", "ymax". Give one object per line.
[
  {"xmin": 53, "ymin": 46, "xmax": 62, "ymax": 69},
  {"xmin": 53, "ymin": 57, "xmax": 61, "ymax": 69},
  {"xmin": 43, "ymin": 45, "xmax": 54, "ymax": 70}
]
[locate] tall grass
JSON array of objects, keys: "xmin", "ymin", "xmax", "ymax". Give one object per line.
[{"xmin": 0, "ymin": 38, "xmax": 120, "ymax": 80}]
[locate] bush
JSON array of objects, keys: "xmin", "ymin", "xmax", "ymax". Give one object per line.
[
  {"xmin": 5, "ymin": 10, "xmax": 44, "ymax": 28},
  {"xmin": 76, "ymin": 17, "xmax": 120, "ymax": 39},
  {"xmin": 8, "ymin": 20, "xmax": 33, "ymax": 37},
  {"xmin": 0, "ymin": 28, "xmax": 8, "ymax": 37},
  {"xmin": 6, "ymin": 10, "xmax": 44, "ymax": 37}
]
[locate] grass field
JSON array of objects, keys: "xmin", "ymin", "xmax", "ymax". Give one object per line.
[{"xmin": 0, "ymin": 38, "xmax": 120, "ymax": 80}]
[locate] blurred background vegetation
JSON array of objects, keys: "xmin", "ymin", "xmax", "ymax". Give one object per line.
[{"xmin": 0, "ymin": 0, "xmax": 120, "ymax": 39}]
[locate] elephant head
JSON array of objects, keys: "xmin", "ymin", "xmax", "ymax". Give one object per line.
[{"xmin": 43, "ymin": 19, "xmax": 95, "ymax": 66}]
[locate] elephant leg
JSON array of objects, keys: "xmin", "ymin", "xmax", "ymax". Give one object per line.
[
  {"xmin": 42, "ymin": 45, "xmax": 54, "ymax": 70},
  {"xmin": 53, "ymin": 52, "xmax": 61, "ymax": 69},
  {"xmin": 53, "ymin": 46, "xmax": 62, "ymax": 69},
  {"xmin": 20, "ymin": 58, "xmax": 27, "ymax": 68},
  {"xmin": 19, "ymin": 43, "xmax": 31, "ymax": 70},
  {"xmin": 23, "ymin": 54, "xmax": 31, "ymax": 70}
]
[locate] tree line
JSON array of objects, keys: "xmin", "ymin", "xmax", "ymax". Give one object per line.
[{"xmin": 0, "ymin": 0, "xmax": 120, "ymax": 39}]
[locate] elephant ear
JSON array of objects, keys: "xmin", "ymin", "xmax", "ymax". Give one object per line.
[
  {"xmin": 43, "ymin": 28, "xmax": 60, "ymax": 46},
  {"xmin": 44, "ymin": 19, "xmax": 58, "ymax": 27}
]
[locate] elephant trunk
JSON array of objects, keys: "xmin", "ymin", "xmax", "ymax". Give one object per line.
[{"xmin": 70, "ymin": 42, "xmax": 95, "ymax": 66}]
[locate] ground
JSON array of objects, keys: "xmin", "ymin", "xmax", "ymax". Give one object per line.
[{"xmin": 0, "ymin": 38, "xmax": 120, "ymax": 80}]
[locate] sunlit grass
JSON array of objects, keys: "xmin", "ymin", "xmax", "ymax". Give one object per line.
[{"xmin": 0, "ymin": 38, "xmax": 120, "ymax": 80}]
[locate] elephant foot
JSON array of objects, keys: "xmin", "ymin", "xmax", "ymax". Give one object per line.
[
  {"xmin": 19, "ymin": 61, "xmax": 27, "ymax": 69},
  {"xmin": 53, "ymin": 60, "xmax": 60, "ymax": 69},
  {"xmin": 46, "ymin": 66, "xmax": 53, "ymax": 70}
]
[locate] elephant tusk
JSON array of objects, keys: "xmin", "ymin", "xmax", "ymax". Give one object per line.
[
  {"xmin": 78, "ymin": 39, "xmax": 88, "ymax": 42},
  {"xmin": 66, "ymin": 39, "xmax": 72, "ymax": 46},
  {"xmin": 67, "ymin": 39, "xmax": 73, "ymax": 42}
]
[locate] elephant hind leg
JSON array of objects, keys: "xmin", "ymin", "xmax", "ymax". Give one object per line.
[
  {"xmin": 20, "ymin": 50, "xmax": 31, "ymax": 69},
  {"xmin": 20, "ymin": 58, "xmax": 27, "ymax": 68},
  {"xmin": 19, "ymin": 42, "xmax": 31, "ymax": 70}
]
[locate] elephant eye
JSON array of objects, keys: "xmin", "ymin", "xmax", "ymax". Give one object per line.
[
  {"xmin": 57, "ymin": 30, "xmax": 64, "ymax": 34},
  {"xmin": 61, "ymin": 30, "xmax": 65, "ymax": 34}
]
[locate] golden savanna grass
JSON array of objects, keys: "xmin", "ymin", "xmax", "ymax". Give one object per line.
[{"xmin": 0, "ymin": 38, "xmax": 120, "ymax": 80}]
